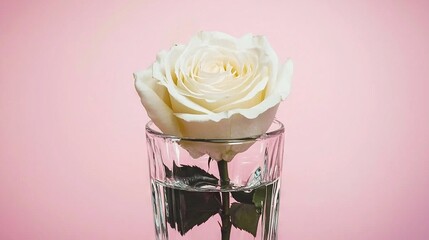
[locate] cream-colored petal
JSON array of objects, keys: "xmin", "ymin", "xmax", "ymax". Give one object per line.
[
  {"xmin": 174, "ymin": 59, "xmax": 292, "ymax": 122},
  {"xmin": 277, "ymin": 59, "xmax": 294, "ymax": 100},
  {"xmin": 176, "ymin": 105, "xmax": 279, "ymax": 161},
  {"xmin": 134, "ymin": 69, "xmax": 181, "ymax": 136},
  {"xmin": 176, "ymin": 104, "xmax": 278, "ymax": 139}
]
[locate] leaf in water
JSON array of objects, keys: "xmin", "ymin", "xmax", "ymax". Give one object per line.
[
  {"xmin": 172, "ymin": 162, "xmax": 219, "ymax": 187},
  {"xmin": 164, "ymin": 163, "xmax": 221, "ymax": 236},
  {"xmin": 252, "ymin": 184, "xmax": 274, "ymax": 237},
  {"xmin": 166, "ymin": 187, "xmax": 221, "ymax": 235},
  {"xmin": 252, "ymin": 186, "xmax": 267, "ymax": 210},
  {"xmin": 231, "ymin": 167, "xmax": 262, "ymax": 204},
  {"xmin": 230, "ymin": 203, "xmax": 261, "ymax": 237},
  {"xmin": 231, "ymin": 190, "xmax": 254, "ymax": 204}
]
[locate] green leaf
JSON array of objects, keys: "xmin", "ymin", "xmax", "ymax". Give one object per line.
[
  {"xmin": 172, "ymin": 162, "xmax": 219, "ymax": 187},
  {"xmin": 231, "ymin": 167, "xmax": 261, "ymax": 204},
  {"xmin": 166, "ymin": 187, "xmax": 221, "ymax": 235},
  {"xmin": 252, "ymin": 184, "xmax": 274, "ymax": 237},
  {"xmin": 164, "ymin": 163, "xmax": 221, "ymax": 236},
  {"xmin": 230, "ymin": 203, "xmax": 261, "ymax": 237},
  {"xmin": 252, "ymin": 186, "xmax": 267, "ymax": 210},
  {"xmin": 231, "ymin": 190, "xmax": 254, "ymax": 204}
]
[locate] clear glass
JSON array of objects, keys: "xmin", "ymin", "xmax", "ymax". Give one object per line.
[{"xmin": 145, "ymin": 120, "xmax": 285, "ymax": 240}]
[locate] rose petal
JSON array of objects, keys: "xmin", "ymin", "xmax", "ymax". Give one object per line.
[
  {"xmin": 176, "ymin": 104, "xmax": 279, "ymax": 161},
  {"xmin": 281, "ymin": 59, "xmax": 294, "ymax": 99},
  {"xmin": 134, "ymin": 69, "xmax": 181, "ymax": 136},
  {"xmin": 174, "ymin": 59, "xmax": 292, "ymax": 123},
  {"xmin": 176, "ymin": 104, "xmax": 279, "ymax": 139}
]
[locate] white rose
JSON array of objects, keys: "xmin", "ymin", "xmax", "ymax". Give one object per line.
[{"xmin": 134, "ymin": 31, "xmax": 293, "ymax": 161}]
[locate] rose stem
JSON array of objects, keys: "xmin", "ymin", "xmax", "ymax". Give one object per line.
[{"xmin": 217, "ymin": 160, "xmax": 232, "ymax": 240}]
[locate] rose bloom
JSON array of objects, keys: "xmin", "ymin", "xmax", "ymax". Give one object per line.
[{"xmin": 134, "ymin": 31, "xmax": 293, "ymax": 161}]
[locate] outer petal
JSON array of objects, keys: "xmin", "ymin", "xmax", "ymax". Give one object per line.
[
  {"xmin": 177, "ymin": 104, "xmax": 279, "ymax": 161},
  {"xmin": 271, "ymin": 59, "xmax": 293, "ymax": 100},
  {"xmin": 177, "ymin": 104, "xmax": 278, "ymax": 139},
  {"xmin": 134, "ymin": 69, "xmax": 181, "ymax": 136}
]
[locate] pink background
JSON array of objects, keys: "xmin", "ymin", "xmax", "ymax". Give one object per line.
[{"xmin": 1, "ymin": 0, "xmax": 429, "ymax": 239}]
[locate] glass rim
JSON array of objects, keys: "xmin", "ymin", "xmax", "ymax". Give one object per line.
[{"xmin": 145, "ymin": 119, "xmax": 284, "ymax": 143}]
